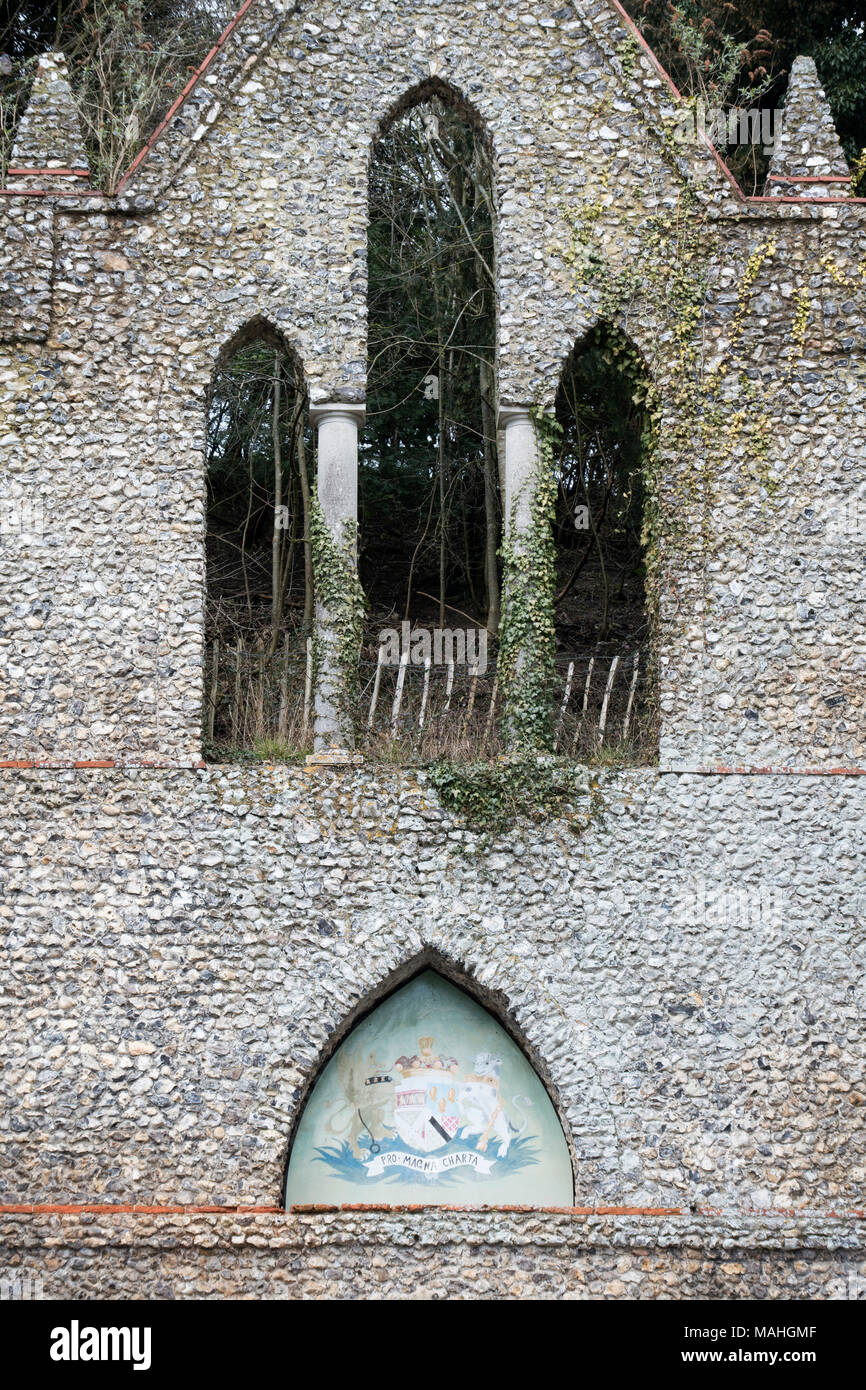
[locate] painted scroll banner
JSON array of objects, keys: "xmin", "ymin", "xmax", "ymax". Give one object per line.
[{"xmin": 363, "ymin": 1149, "xmax": 495, "ymax": 1177}]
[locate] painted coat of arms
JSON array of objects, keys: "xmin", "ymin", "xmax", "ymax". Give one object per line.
[
  {"xmin": 284, "ymin": 970, "xmax": 574, "ymax": 1205},
  {"xmin": 315, "ymin": 1034, "xmax": 538, "ymax": 1185}
]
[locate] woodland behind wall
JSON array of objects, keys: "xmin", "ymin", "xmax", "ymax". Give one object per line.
[{"xmin": 0, "ymin": 0, "xmax": 864, "ymax": 1298}]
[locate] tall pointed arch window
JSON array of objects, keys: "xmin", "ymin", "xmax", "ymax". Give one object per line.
[
  {"xmin": 204, "ymin": 320, "xmax": 311, "ymax": 754},
  {"xmin": 551, "ymin": 324, "xmax": 658, "ymax": 759},
  {"xmin": 285, "ymin": 970, "xmax": 573, "ymax": 1206},
  {"xmin": 360, "ymin": 84, "xmax": 501, "ymax": 753}
]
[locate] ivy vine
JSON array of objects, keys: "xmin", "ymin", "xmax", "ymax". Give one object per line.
[
  {"xmin": 309, "ymin": 499, "xmax": 366, "ymax": 739},
  {"xmin": 428, "ymin": 756, "xmax": 605, "ymax": 842},
  {"xmin": 497, "ymin": 410, "xmax": 559, "ymax": 751}
]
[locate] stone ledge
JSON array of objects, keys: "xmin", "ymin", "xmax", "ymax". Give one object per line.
[{"xmin": 1, "ymin": 1208, "xmax": 864, "ymax": 1253}]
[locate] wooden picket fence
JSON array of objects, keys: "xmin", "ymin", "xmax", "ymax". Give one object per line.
[
  {"xmin": 360, "ymin": 646, "xmax": 501, "ymax": 758},
  {"xmin": 204, "ymin": 636, "xmax": 653, "ymax": 760},
  {"xmin": 551, "ymin": 649, "xmax": 647, "ymax": 757}
]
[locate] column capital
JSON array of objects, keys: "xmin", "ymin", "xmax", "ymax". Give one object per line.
[
  {"xmin": 309, "ymin": 401, "xmax": 366, "ymax": 427},
  {"xmin": 497, "ymin": 403, "xmax": 535, "ymax": 429}
]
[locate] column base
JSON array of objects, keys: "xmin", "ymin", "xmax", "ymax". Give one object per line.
[{"xmin": 305, "ymin": 750, "xmax": 364, "ymax": 767}]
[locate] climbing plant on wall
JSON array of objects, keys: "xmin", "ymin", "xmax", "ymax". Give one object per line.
[{"xmin": 496, "ymin": 412, "xmax": 559, "ymax": 752}]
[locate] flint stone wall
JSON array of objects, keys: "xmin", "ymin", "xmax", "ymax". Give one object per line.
[
  {"xmin": 1, "ymin": 0, "xmax": 865, "ymax": 1299},
  {"xmin": 1, "ymin": 767, "xmax": 863, "ymax": 1210},
  {"xmin": 0, "ymin": 0, "xmax": 864, "ymax": 768},
  {"xmin": 1, "ymin": 1210, "xmax": 864, "ymax": 1300}
]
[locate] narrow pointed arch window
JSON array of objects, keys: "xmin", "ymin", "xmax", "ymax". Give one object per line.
[
  {"xmin": 204, "ymin": 322, "xmax": 312, "ymax": 755},
  {"xmin": 285, "ymin": 970, "xmax": 573, "ymax": 1206},
  {"xmin": 361, "ymin": 86, "xmax": 501, "ymax": 753},
  {"xmin": 552, "ymin": 324, "xmax": 658, "ymax": 760}
]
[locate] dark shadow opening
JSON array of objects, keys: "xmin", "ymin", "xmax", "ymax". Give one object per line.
[
  {"xmin": 360, "ymin": 81, "xmax": 501, "ymax": 758},
  {"xmin": 203, "ymin": 317, "xmax": 313, "ymax": 760},
  {"xmin": 550, "ymin": 322, "xmax": 659, "ymax": 762}
]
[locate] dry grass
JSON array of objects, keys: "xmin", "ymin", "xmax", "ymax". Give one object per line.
[{"xmin": 203, "ymin": 633, "xmax": 657, "ymax": 767}]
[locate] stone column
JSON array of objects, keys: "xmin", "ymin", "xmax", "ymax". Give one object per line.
[
  {"xmin": 500, "ymin": 405, "xmax": 539, "ymax": 537},
  {"xmin": 498, "ymin": 404, "xmax": 551, "ymax": 748},
  {"xmin": 309, "ymin": 402, "xmax": 365, "ymax": 756}
]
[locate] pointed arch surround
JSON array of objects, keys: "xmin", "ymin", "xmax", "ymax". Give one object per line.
[
  {"xmin": 371, "ymin": 75, "xmax": 496, "ymax": 156},
  {"xmin": 284, "ymin": 966, "xmax": 574, "ymax": 1207}
]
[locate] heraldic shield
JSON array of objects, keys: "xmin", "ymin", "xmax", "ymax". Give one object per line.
[
  {"xmin": 393, "ymin": 1045, "xmax": 462, "ymax": 1154},
  {"xmin": 284, "ymin": 971, "xmax": 574, "ymax": 1206}
]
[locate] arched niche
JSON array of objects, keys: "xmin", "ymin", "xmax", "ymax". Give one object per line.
[{"xmin": 284, "ymin": 968, "xmax": 573, "ymax": 1207}]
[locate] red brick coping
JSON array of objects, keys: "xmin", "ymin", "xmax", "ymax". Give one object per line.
[
  {"xmin": 1, "ymin": 761, "xmax": 864, "ymax": 775},
  {"xmin": 0, "ymin": 1203, "xmax": 863, "ymax": 1218}
]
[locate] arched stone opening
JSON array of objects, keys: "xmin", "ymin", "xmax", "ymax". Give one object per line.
[
  {"xmin": 283, "ymin": 957, "xmax": 574, "ymax": 1208},
  {"xmin": 204, "ymin": 317, "xmax": 312, "ymax": 755},
  {"xmin": 548, "ymin": 322, "xmax": 659, "ymax": 759},
  {"xmin": 359, "ymin": 79, "xmax": 501, "ymax": 755}
]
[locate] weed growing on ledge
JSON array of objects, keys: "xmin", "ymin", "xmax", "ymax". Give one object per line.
[
  {"xmin": 427, "ymin": 756, "xmax": 606, "ymax": 840},
  {"xmin": 202, "ymin": 739, "xmax": 310, "ymax": 765}
]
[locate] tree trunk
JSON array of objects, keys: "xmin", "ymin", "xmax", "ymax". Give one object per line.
[
  {"xmin": 240, "ymin": 440, "xmax": 254, "ymax": 627},
  {"xmin": 268, "ymin": 351, "xmax": 283, "ymax": 655},
  {"xmin": 480, "ymin": 356, "xmax": 500, "ymax": 636},
  {"xmin": 296, "ymin": 387, "xmax": 313, "ymax": 632},
  {"xmin": 438, "ymin": 342, "xmax": 447, "ymax": 630}
]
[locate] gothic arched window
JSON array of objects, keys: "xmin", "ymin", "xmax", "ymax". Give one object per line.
[
  {"xmin": 360, "ymin": 83, "xmax": 500, "ymax": 753},
  {"xmin": 204, "ymin": 320, "xmax": 311, "ymax": 755},
  {"xmin": 551, "ymin": 324, "xmax": 658, "ymax": 759},
  {"xmin": 285, "ymin": 970, "xmax": 573, "ymax": 1207}
]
